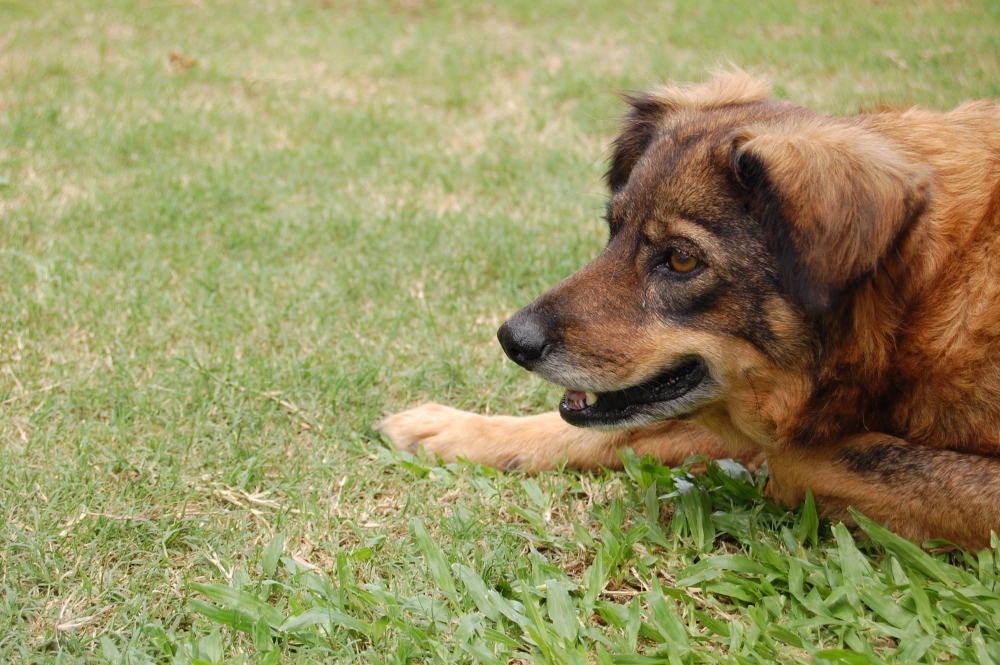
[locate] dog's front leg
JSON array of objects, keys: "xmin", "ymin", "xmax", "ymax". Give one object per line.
[
  {"xmin": 377, "ymin": 403, "xmax": 740, "ymax": 472},
  {"xmin": 766, "ymin": 433, "xmax": 1000, "ymax": 550}
]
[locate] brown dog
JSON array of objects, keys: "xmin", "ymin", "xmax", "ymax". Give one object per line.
[{"xmin": 380, "ymin": 71, "xmax": 1000, "ymax": 550}]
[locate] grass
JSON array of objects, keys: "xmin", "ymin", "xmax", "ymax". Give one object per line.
[{"xmin": 2, "ymin": 0, "xmax": 1000, "ymax": 662}]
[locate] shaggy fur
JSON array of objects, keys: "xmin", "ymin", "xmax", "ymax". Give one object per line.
[{"xmin": 379, "ymin": 72, "xmax": 1000, "ymax": 550}]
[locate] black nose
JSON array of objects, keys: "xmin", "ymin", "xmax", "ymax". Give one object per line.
[{"xmin": 497, "ymin": 308, "xmax": 552, "ymax": 369}]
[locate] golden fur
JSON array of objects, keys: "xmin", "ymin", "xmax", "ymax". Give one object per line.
[{"xmin": 380, "ymin": 72, "xmax": 1000, "ymax": 550}]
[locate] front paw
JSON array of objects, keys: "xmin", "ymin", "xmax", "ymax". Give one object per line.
[{"xmin": 376, "ymin": 403, "xmax": 481, "ymax": 461}]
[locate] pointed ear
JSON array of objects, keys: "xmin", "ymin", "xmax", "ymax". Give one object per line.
[
  {"xmin": 732, "ymin": 120, "xmax": 932, "ymax": 313},
  {"xmin": 608, "ymin": 70, "xmax": 772, "ymax": 193}
]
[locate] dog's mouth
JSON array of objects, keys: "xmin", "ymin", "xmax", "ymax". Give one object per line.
[{"xmin": 559, "ymin": 358, "xmax": 709, "ymax": 428}]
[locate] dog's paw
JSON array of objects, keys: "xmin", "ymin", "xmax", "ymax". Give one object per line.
[{"xmin": 376, "ymin": 403, "xmax": 483, "ymax": 462}]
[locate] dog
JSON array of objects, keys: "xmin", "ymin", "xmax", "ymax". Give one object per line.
[{"xmin": 379, "ymin": 71, "xmax": 1000, "ymax": 550}]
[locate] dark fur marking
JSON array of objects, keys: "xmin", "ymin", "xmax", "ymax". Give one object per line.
[
  {"xmin": 837, "ymin": 442, "xmax": 933, "ymax": 483},
  {"xmin": 732, "ymin": 149, "xmax": 839, "ymax": 314}
]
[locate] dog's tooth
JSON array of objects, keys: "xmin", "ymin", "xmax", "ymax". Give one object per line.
[{"xmin": 585, "ymin": 392, "xmax": 598, "ymax": 406}]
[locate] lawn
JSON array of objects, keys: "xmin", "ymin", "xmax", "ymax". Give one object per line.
[{"xmin": 3, "ymin": 0, "xmax": 1000, "ymax": 662}]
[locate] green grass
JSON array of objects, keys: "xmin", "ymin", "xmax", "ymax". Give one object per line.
[{"xmin": 2, "ymin": 0, "xmax": 1000, "ymax": 662}]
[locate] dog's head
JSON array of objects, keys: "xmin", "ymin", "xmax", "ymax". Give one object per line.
[{"xmin": 498, "ymin": 72, "xmax": 931, "ymax": 442}]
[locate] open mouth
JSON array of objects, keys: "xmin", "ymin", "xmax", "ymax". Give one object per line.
[{"xmin": 559, "ymin": 358, "xmax": 709, "ymax": 428}]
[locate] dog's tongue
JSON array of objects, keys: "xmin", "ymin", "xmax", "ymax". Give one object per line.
[{"xmin": 564, "ymin": 389, "xmax": 597, "ymax": 411}]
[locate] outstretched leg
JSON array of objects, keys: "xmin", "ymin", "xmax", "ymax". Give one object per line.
[
  {"xmin": 767, "ymin": 433, "xmax": 1000, "ymax": 550},
  {"xmin": 377, "ymin": 403, "xmax": 756, "ymax": 472}
]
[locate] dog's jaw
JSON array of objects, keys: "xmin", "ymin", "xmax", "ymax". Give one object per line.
[{"xmin": 557, "ymin": 357, "xmax": 715, "ymax": 429}]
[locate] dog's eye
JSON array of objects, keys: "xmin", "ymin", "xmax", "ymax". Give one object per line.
[{"xmin": 668, "ymin": 249, "xmax": 700, "ymax": 273}]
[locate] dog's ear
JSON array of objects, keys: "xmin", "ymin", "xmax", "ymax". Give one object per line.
[
  {"xmin": 732, "ymin": 120, "xmax": 932, "ymax": 314},
  {"xmin": 606, "ymin": 94, "xmax": 671, "ymax": 193},
  {"xmin": 608, "ymin": 70, "xmax": 771, "ymax": 193}
]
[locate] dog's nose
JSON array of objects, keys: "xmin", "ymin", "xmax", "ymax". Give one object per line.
[{"xmin": 498, "ymin": 308, "xmax": 552, "ymax": 369}]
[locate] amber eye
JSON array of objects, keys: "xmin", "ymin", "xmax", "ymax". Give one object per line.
[{"xmin": 668, "ymin": 249, "xmax": 700, "ymax": 273}]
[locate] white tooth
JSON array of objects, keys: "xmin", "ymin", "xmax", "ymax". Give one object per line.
[{"xmin": 585, "ymin": 392, "xmax": 598, "ymax": 406}]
